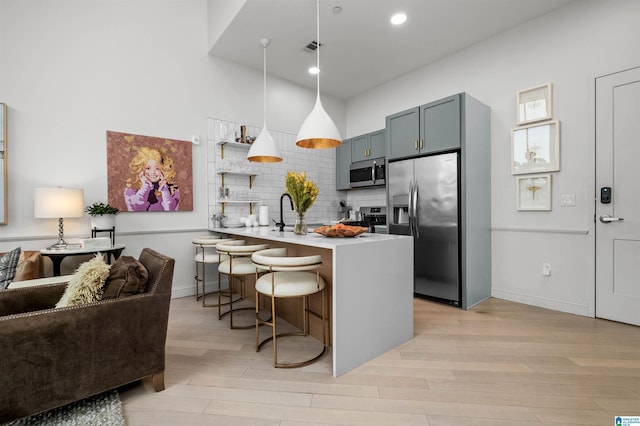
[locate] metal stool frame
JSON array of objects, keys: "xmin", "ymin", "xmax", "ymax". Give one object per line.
[
  {"xmin": 252, "ymin": 248, "xmax": 327, "ymax": 368},
  {"xmin": 193, "ymin": 237, "xmax": 236, "ymax": 307},
  {"xmin": 216, "ymin": 241, "xmax": 269, "ymax": 329}
]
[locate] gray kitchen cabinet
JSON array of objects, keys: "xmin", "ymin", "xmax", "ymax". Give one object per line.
[
  {"xmin": 386, "ymin": 107, "xmax": 420, "ymax": 160},
  {"xmin": 386, "ymin": 94, "xmax": 462, "ymax": 161},
  {"xmin": 336, "ymin": 139, "xmax": 351, "ymax": 190},
  {"xmin": 421, "ymin": 94, "xmax": 461, "ymax": 153},
  {"xmin": 351, "ymin": 129, "xmax": 385, "ymax": 162}
]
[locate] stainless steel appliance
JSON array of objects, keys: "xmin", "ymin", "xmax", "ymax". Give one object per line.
[
  {"xmin": 341, "ymin": 206, "xmax": 387, "ymax": 233},
  {"xmin": 388, "ymin": 152, "xmax": 460, "ymax": 305},
  {"xmin": 349, "ymin": 157, "xmax": 385, "ymax": 188}
]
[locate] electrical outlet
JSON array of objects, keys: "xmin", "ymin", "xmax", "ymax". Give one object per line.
[
  {"xmin": 191, "ymin": 135, "xmax": 200, "ymax": 145},
  {"xmin": 542, "ymin": 263, "xmax": 551, "ymax": 276}
]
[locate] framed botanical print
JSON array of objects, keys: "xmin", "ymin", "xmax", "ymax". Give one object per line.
[
  {"xmin": 516, "ymin": 174, "xmax": 551, "ymax": 211},
  {"xmin": 511, "ymin": 121, "xmax": 560, "ymax": 175},
  {"xmin": 517, "ymin": 83, "xmax": 552, "ymax": 125}
]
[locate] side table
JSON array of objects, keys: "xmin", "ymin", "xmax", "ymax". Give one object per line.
[{"xmin": 40, "ymin": 244, "xmax": 126, "ymax": 276}]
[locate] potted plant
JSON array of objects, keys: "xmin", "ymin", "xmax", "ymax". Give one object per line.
[{"xmin": 85, "ymin": 202, "xmax": 119, "ymax": 230}]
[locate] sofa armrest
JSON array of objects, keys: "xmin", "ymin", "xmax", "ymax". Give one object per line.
[{"xmin": 0, "ymin": 291, "xmax": 171, "ymax": 422}]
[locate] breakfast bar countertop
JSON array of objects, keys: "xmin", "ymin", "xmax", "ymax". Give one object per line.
[
  {"xmin": 209, "ymin": 225, "xmax": 414, "ymax": 377},
  {"xmin": 208, "ymin": 225, "xmax": 410, "ymax": 249}
]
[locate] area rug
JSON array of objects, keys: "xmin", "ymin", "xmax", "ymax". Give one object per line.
[{"xmin": 7, "ymin": 390, "xmax": 126, "ymax": 426}]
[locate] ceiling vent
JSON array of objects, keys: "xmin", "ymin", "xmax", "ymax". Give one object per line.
[{"xmin": 304, "ymin": 40, "xmax": 322, "ymax": 52}]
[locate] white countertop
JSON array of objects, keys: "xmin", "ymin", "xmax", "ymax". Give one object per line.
[{"xmin": 208, "ymin": 226, "xmax": 409, "ymax": 249}]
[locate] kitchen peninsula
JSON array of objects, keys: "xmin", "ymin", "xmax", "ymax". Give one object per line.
[{"xmin": 209, "ymin": 226, "xmax": 414, "ymax": 377}]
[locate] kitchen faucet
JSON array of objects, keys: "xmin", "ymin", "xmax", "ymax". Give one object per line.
[{"xmin": 275, "ymin": 193, "xmax": 294, "ymax": 232}]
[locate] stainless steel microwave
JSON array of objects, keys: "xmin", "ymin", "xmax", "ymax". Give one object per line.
[{"xmin": 349, "ymin": 157, "xmax": 386, "ymax": 188}]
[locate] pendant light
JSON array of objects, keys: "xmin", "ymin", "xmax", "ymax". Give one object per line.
[
  {"xmin": 248, "ymin": 38, "xmax": 283, "ymax": 162},
  {"xmin": 295, "ymin": 0, "xmax": 342, "ymax": 149}
]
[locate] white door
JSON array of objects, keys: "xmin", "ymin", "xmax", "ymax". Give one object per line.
[{"xmin": 595, "ymin": 66, "xmax": 640, "ymax": 326}]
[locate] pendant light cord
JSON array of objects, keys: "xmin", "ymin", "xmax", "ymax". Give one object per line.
[
  {"xmin": 316, "ymin": 0, "xmax": 320, "ymax": 98},
  {"xmin": 262, "ymin": 39, "xmax": 268, "ymax": 126}
]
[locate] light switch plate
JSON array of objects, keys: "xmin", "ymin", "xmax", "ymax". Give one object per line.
[{"xmin": 560, "ymin": 194, "xmax": 576, "ymax": 206}]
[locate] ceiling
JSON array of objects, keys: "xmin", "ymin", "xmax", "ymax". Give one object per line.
[{"xmin": 210, "ymin": 0, "xmax": 574, "ymax": 100}]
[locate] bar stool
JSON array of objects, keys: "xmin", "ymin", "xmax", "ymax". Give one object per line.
[
  {"xmin": 192, "ymin": 236, "xmax": 235, "ymax": 307},
  {"xmin": 216, "ymin": 241, "xmax": 269, "ymax": 329},
  {"xmin": 251, "ymin": 248, "xmax": 327, "ymax": 368}
]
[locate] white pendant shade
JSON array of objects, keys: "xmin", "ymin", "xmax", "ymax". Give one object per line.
[
  {"xmin": 247, "ymin": 38, "xmax": 283, "ymax": 163},
  {"xmin": 247, "ymin": 125, "xmax": 282, "ymax": 162},
  {"xmin": 295, "ymin": 0, "xmax": 342, "ymax": 149},
  {"xmin": 296, "ymin": 95, "xmax": 341, "ymax": 148}
]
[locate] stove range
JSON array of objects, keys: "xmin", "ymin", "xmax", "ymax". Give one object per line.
[{"xmin": 341, "ymin": 206, "xmax": 387, "ymax": 233}]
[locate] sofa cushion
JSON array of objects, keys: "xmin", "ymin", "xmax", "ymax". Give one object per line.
[
  {"xmin": 55, "ymin": 254, "xmax": 111, "ymax": 308},
  {"xmin": 103, "ymin": 256, "xmax": 149, "ymax": 298},
  {"xmin": 0, "ymin": 247, "xmax": 21, "ymax": 290}
]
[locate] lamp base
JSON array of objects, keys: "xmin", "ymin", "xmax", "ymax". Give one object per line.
[
  {"xmin": 47, "ymin": 218, "xmax": 68, "ymax": 249},
  {"xmin": 47, "ymin": 239, "xmax": 68, "ymax": 250}
]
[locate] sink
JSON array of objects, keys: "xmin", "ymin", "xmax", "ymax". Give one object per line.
[{"xmin": 271, "ymin": 224, "xmax": 323, "ymax": 233}]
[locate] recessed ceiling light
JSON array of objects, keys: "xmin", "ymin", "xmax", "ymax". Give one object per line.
[
  {"xmin": 309, "ymin": 66, "xmax": 320, "ymax": 75},
  {"xmin": 390, "ymin": 13, "xmax": 407, "ymax": 25}
]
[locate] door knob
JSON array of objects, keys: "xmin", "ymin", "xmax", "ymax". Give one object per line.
[{"xmin": 599, "ymin": 214, "xmax": 624, "ymax": 223}]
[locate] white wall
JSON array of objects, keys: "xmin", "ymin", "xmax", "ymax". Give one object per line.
[
  {"xmin": 3, "ymin": 0, "xmax": 636, "ymax": 314},
  {"xmin": 345, "ymin": 0, "xmax": 640, "ymax": 316},
  {"xmin": 0, "ymin": 0, "xmax": 345, "ymax": 297}
]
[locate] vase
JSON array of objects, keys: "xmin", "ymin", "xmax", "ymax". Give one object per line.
[{"xmin": 293, "ymin": 213, "xmax": 308, "ymax": 235}]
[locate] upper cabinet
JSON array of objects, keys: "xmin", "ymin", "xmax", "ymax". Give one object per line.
[
  {"xmin": 386, "ymin": 94, "xmax": 461, "ymax": 161},
  {"xmin": 386, "ymin": 107, "xmax": 419, "ymax": 160},
  {"xmin": 351, "ymin": 129, "xmax": 385, "ymax": 162},
  {"xmin": 336, "ymin": 139, "xmax": 351, "ymax": 190}
]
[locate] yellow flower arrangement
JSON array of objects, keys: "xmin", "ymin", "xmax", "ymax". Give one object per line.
[{"xmin": 284, "ymin": 171, "xmax": 319, "ymax": 216}]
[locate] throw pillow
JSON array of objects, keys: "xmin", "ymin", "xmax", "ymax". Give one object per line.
[
  {"xmin": 56, "ymin": 254, "xmax": 112, "ymax": 308},
  {"xmin": 14, "ymin": 251, "xmax": 42, "ymax": 281},
  {"xmin": 103, "ymin": 256, "xmax": 149, "ymax": 299},
  {"xmin": 0, "ymin": 247, "xmax": 22, "ymax": 290}
]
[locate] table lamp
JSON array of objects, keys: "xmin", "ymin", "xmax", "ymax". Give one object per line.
[{"xmin": 34, "ymin": 187, "xmax": 84, "ymax": 249}]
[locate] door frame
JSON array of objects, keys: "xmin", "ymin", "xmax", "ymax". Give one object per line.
[{"xmin": 590, "ymin": 65, "xmax": 640, "ymax": 319}]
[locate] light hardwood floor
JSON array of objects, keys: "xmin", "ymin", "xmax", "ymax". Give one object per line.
[{"xmin": 120, "ymin": 296, "xmax": 640, "ymax": 425}]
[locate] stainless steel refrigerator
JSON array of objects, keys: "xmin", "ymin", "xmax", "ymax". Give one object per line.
[{"xmin": 388, "ymin": 152, "xmax": 461, "ymax": 305}]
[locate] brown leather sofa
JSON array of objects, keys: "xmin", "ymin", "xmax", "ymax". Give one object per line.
[{"xmin": 0, "ymin": 248, "xmax": 175, "ymax": 423}]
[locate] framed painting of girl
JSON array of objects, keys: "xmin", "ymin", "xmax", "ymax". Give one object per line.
[{"xmin": 107, "ymin": 131, "xmax": 193, "ymax": 212}]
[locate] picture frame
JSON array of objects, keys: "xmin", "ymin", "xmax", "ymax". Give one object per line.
[
  {"xmin": 517, "ymin": 83, "xmax": 552, "ymax": 125},
  {"xmin": 511, "ymin": 120, "xmax": 560, "ymax": 175},
  {"xmin": 516, "ymin": 174, "xmax": 551, "ymax": 211}
]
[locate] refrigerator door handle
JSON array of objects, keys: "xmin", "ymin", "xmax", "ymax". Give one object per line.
[
  {"xmin": 408, "ymin": 180, "xmax": 414, "ymax": 235},
  {"xmin": 413, "ymin": 180, "xmax": 420, "ymax": 238}
]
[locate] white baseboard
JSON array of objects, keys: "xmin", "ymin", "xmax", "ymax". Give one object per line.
[{"xmin": 491, "ymin": 288, "xmax": 592, "ymax": 317}]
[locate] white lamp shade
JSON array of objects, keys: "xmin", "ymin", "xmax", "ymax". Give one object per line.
[
  {"xmin": 296, "ymin": 96, "xmax": 342, "ymax": 149},
  {"xmin": 34, "ymin": 187, "xmax": 85, "ymax": 218},
  {"xmin": 247, "ymin": 125, "xmax": 282, "ymax": 162}
]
